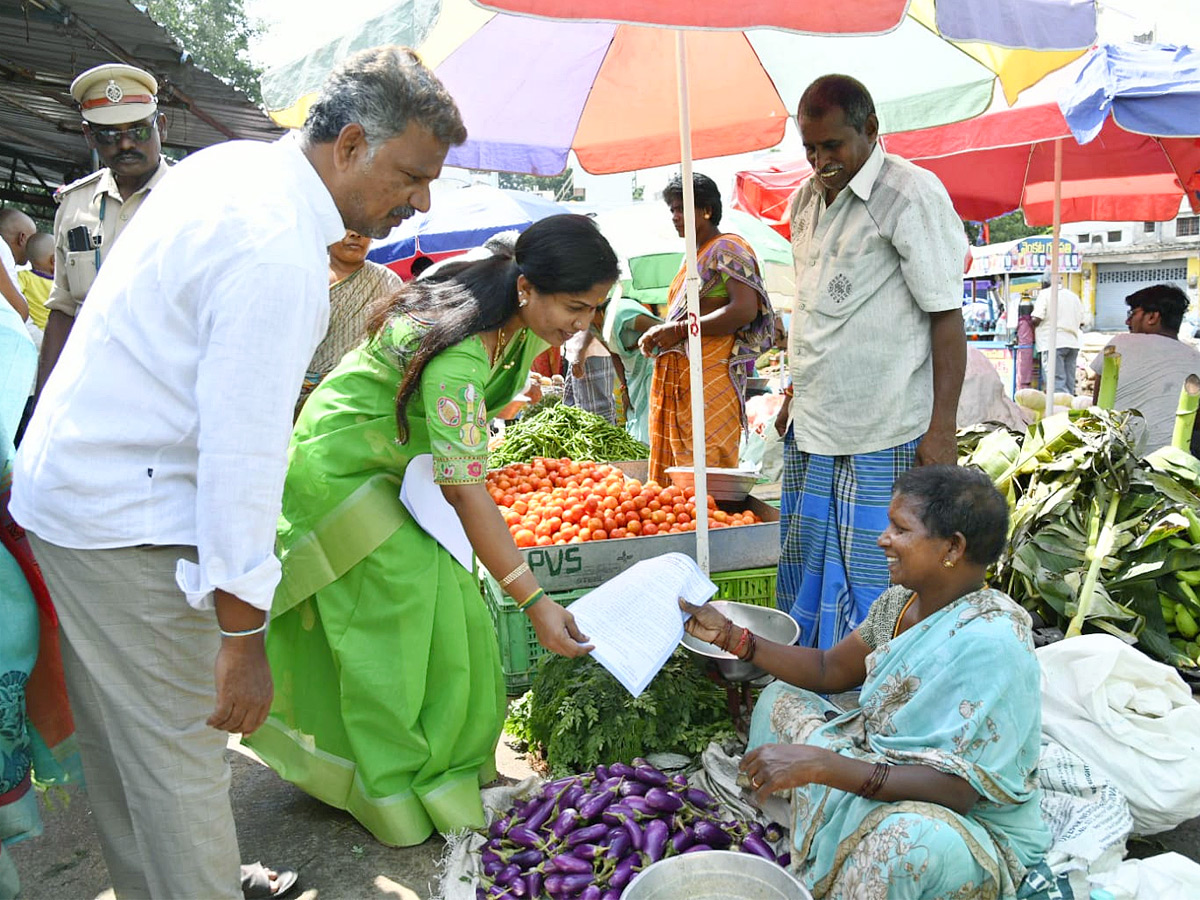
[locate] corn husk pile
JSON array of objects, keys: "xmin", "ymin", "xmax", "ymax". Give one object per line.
[{"xmin": 959, "ymin": 409, "xmax": 1200, "ymax": 673}]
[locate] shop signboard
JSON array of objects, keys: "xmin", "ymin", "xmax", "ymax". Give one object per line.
[{"xmin": 966, "ymin": 236, "xmax": 1082, "ymax": 280}]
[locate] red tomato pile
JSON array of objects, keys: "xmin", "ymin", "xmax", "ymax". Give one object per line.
[{"xmin": 487, "ymin": 457, "xmax": 763, "ymax": 548}]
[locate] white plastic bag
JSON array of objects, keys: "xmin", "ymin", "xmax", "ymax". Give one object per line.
[
  {"xmin": 1037, "ymin": 635, "xmax": 1200, "ymax": 834},
  {"xmin": 1036, "ymin": 738, "xmax": 1132, "ymax": 896},
  {"xmin": 1087, "ymin": 851, "xmax": 1200, "ymax": 900}
]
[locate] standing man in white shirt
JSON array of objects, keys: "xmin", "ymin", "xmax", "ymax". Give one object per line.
[
  {"xmin": 773, "ymin": 74, "xmax": 967, "ymax": 649},
  {"xmin": 1031, "ymin": 271, "xmax": 1088, "ymax": 395},
  {"xmin": 12, "ymin": 46, "xmax": 466, "ymax": 900}
]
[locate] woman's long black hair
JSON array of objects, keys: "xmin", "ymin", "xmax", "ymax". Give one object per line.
[{"xmin": 367, "ymin": 214, "xmax": 619, "ymax": 442}]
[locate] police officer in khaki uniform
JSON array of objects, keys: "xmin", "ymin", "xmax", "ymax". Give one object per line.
[{"xmin": 36, "ymin": 63, "xmax": 172, "ymax": 394}]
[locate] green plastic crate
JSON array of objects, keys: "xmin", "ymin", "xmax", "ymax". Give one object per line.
[{"xmin": 483, "ymin": 566, "xmax": 778, "ymax": 695}]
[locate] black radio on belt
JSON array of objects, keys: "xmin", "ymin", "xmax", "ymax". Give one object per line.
[{"xmin": 66, "ymin": 225, "xmax": 101, "ymax": 252}]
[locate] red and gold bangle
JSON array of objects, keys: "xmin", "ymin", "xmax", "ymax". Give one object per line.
[
  {"xmin": 738, "ymin": 631, "xmax": 757, "ymax": 662},
  {"xmin": 730, "ymin": 626, "xmax": 750, "ymax": 659}
]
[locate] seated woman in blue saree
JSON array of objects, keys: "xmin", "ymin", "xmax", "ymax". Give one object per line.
[{"xmin": 682, "ymin": 465, "xmax": 1049, "ymax": 900}]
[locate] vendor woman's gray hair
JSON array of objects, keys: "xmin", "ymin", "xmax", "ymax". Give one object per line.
[{"xmin": 302, "ymin": 46, "xmax": 467, "ymax": 153}]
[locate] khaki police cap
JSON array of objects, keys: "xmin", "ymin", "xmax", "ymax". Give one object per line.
[{"xmin": 71, "ymin": 63, "xmax": 158, "ymax": 126}]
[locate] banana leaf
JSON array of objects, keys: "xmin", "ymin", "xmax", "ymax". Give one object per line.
[{"xmin": 959, "ymin": 407, "xmax": 1200, "ymax": 669}]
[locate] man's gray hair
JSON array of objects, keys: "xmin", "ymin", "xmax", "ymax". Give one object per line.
[
  {"xmin": 798, "ymin": 74, "xmax": 876, "ymax": 134},
  {"xmin": 303, "ymin": 46, "xmax": 467, "ymax": 149}
]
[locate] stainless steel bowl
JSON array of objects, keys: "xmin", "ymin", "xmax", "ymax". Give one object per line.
[
  {"xmin": 624, "ymin": 850, "xmax": 812, "ymax": 900},
  {"xmin": 681, "ymin": 600, "xmax": 800, "ymax": 682},
  {"xmin": 665, "ymin": 466, "xmax": 759, "ymax": 501}
]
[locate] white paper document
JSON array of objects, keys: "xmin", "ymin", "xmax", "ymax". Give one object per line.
[
  {"xmin": 399, "ymin": 454, "xmax": 474, "ymax": 572},
  {"xmin": 567, "ymin": 553, "xmax": 717, "ymax": 698}
]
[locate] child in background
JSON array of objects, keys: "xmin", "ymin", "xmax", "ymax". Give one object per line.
[
  {"xmin": 563, "ymin": 301, "xmax": 622, "ymax": 425},
  {"xmin": 16, "ymin": 232, "xmax": 53, "ymax": 336}
]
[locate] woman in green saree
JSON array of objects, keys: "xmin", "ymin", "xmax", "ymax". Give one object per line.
[
  {"xmin": 245, "ymin": 215, "xmax": 618, "ymax": 847},
  {"xmin": 683, "ymin": 465, "xmax": 1050, "ymax": 899}
]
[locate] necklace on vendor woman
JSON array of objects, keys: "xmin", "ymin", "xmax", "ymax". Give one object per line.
[
  {"xmin": 894, "ymin": 593, "xmax": 918, "ymax": 639},
  {"xmin": 894, "ymin": 582, "xmax": 987, "ymax": 638}
]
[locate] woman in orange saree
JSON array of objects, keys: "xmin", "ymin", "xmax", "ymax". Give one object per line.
[{"xmin": 643, "ymin": 173, "xmax": 773, "ymax": 486}]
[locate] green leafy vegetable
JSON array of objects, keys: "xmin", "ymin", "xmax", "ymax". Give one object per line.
[{"xmin": 505, "ymin": 650, "xmax": 734, "ymax": 775}]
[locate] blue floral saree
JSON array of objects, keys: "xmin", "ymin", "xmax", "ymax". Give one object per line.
[{"xmin": 749, "ymin": 588, "xmax": 1050, "ymax": 900}]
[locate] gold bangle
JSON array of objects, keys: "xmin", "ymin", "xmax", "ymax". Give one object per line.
[{"xmin": 499, "ymin": 561, "xmax": 530, "ymax": 588}]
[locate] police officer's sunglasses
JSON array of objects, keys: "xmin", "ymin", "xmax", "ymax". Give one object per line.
[{"xmin": 90, "ymin": 122, "xmax": 156, "ymax": 145}]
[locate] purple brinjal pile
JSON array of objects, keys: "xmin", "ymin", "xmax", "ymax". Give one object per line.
[{"xmin": 478, "ymin": 758, "xmax": 788, "ymax": 899}]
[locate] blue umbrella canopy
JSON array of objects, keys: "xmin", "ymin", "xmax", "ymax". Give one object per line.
[
  {"xmin": 368, "ymin": 182, "xmax": 565, "ymax": 267},
  {"xmin": 1062, "ymin": 43, "xmax": 1200, "ymax": 144}
]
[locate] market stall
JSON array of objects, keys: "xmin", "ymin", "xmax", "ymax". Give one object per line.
[{"xmin": 964, "ymin": 236, "xmax": 1083, "ymax": 396}]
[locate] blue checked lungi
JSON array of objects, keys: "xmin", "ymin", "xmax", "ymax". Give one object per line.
[{"xmin": 777, "ymin": 431, "xmax": 919, "ymax": 649}]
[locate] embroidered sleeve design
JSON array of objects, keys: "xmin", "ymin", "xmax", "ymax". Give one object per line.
[{"xmin": 427, "ymin": 376, "xmax": 490, "ymax": 485}]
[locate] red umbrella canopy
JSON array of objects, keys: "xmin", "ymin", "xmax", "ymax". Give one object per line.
[
  {"xmin": 471, "ymin": 0, "xmax": 1098, "ymax": 48},
  {"xmin": 734, "ymin": 45, "xmax": 1200, "ymax": 232},
  {"xmin": 733, "ymin": 160, "xmax": 813, "ymax": 238},
  {"xmin": 887, "ymin": 111, "xmax": 1200, "ymax": 226},
  {"xmin": 474, "ymin": 0, "xmax": 911, "ymax": 32}
]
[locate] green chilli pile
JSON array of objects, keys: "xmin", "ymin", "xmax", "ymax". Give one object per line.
[
  {"xmin": 959, "ymin": 409, "xmax": 1200, "ymax": 671},
  {"xmin": 490, "ymin": 404, "xmax": 649, "ymax": 468}
]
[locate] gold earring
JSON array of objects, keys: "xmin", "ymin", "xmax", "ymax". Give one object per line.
[
  {"xmin": 942, "ymin": 559, "xmax": 955, "ymax": 568},
  {"xmin": 703, "ymin": 213, "xmax": 710, "ymax": 219}
]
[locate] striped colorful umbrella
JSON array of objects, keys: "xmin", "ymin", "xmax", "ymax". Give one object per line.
[
  {"xmin": 262, "ymin": 0, "xmax": 1094, "ymax": 176},
  {"xmin": 261, "ymin": 0, "xmax": 1098, "ymax": 571}
]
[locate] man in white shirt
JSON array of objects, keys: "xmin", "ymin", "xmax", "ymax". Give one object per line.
[
  {"xmin": 0, "ymin": 208, "xmax": 35, "ymax": 321},
  {"xmin": 1090, "ymin": 284, "xmax": 1200, "ymax": 455},
  {"xmin": 1031, "ymin": 272, "xmax": 1089, "ymax": 394},
  {"xmin": 773, "ymin": 74, "xmax": 967, "ymax": 648},
  {"xmin": 12, "ymin": 46, "xmax": 466, "ymax": 900}
]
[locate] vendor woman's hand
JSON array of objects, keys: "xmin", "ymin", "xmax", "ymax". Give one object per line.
[
  {"xmin": 528, "ymin": 598, "xmax": 594, "ymax": 658},
  {"xmin": 678, "ymin": 598, "xmax": 730, "ymax": 647},
  {"xmin": 638, "ymin": 322, "xmax": 686, "ymax": 357},
  {"xmin": 741, "ymin": 744, "xmax": 836, "ymax": 802}
]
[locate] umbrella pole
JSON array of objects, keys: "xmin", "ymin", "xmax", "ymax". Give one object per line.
[
  {"xmin": 1043, "ymin": 139, "xmax": 1063, "ymax": 414},
  {"xmin": 676, "ymin": 30, "xmax": 709, "ymax": 574}
]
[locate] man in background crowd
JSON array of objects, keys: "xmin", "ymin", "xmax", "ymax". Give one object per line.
[
  {"xmin": 36, "ymin": 63, "xmax": 171, "ymax": 395},
  {"xmin": 1031, "ymin": 271, "xmax": 1089, "ymax": 395},
  {"xmin": 1090, "ymin": 284, "xmax": 1200, "ymax": 455},
  {"xmin": 0, "ymin": 208, "xmax": 35, "ymax": 321}
]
